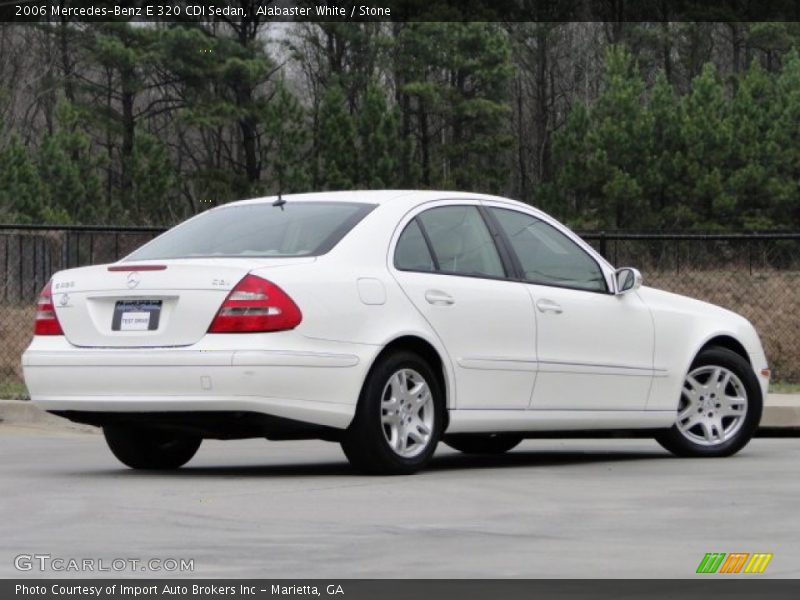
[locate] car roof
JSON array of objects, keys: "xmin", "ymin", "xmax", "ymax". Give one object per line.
[{"xmin": 224, "ymin": 190, "xmax": 532, "ymax": 210}]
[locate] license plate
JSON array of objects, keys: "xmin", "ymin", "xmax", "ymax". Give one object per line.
[{"xmin": 112, "ymin": 300, "xmax": 162, "ymax": 331}]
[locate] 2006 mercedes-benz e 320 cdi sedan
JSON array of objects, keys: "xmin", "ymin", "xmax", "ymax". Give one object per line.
[{"xmin": 23, "ymin": 191, "xmax": 770, "ymax": 474}]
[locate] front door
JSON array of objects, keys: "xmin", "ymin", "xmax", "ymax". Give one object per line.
[{"xmin": 486, "ymin": 206, "xmax": 654, "ymax": 410}]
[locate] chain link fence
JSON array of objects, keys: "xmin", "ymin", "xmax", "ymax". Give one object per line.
[
  {"xmin": 583, "ymin": 232, "xmax": 800, "ymax": 384},
  {"xmin": 1, "ymin": 226, "xmax": 799, "ymax": 398},
  {"xmin": 0, "ymin": 225, "xmax": 162, "ymax": 398}
]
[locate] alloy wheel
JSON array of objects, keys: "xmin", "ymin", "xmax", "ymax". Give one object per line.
[
  {"xmin": 380, "ymin": 368, "xmax": 435, "ymax": 458},
  {"xmin": 676, "ymin": 365, "xmax": 748, "ymax": 446}
]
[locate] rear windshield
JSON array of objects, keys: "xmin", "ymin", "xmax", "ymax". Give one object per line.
[{"xmin": 125, "ymin": 202, "xmax": 376, "ymax": 260}]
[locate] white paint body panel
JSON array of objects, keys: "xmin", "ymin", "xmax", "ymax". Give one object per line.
[
  {"xmin": 22, "ymin": 190, "xmax": 770, "ymax": 435},
  {"xmin": 527, "ymin": 285, "xmax": 655, "ymax": 411},
  {"xmin": 393, "ymin": 271, "xmax": 537, "ymax": 410}
]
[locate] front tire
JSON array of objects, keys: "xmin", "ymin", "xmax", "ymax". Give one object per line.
[
  {"xmin": 656, "ymin": 347, "xmax": 762, "ymax": 458},
  {"xmin": 103, "ymin": 424, "xmax": 201, "ymax": 470},
  {"xmin": 444, "ymin": 434, "xmax": 523, "ymax": 455},
  {"xmin": 341, "ymin": 351, "xmax": 444, "ymax": 474}
]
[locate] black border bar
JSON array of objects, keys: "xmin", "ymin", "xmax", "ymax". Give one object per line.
[
  {"xmin": 3, "ymin": 0, "xmax": 800, "ymax": 23},
  {"xmin": 5, "ymin": 579, "xmax": 800, "ymax": 600}
]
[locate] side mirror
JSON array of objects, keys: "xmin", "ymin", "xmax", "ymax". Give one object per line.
[{"xmin": 615, "ymin": 267, "xmax": 642, "ymax": 295}]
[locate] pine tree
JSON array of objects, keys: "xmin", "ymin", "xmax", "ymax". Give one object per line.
[
  {"xmin": 551, "ymin": 46, "xmax": 650, "ymax": 230},
  {"xmin": 679, "ymin": 64, "xmax": 734, "ymax": 229},
  {"xmin": 318, "ymin": 83, "xmax": 357, "ymax": 190},
  {"xmin": 397, "ymin": 23, "xmax": 513, "ymax": 192},
  {"xmin": 767, "ymin": 49, "xmax": 800, "ymax": 227},
  {"xmin": 262, "ymin": 81, "xmax": 311, "ymax": 194},
  {"xmin": 129, "ymin": 133, "xmax": 176, "ymax": 225},
  {"xmin": 358, "ymin": 84, "xmax": 399, "ymax": 188},
  {"xmin": 79, "ymin": 22, "xmax": 161, "ymax": 211},
  {"xmin": 38, "ymin": 101, "xmax": 104, "ymax": 224},
  {"xmin": 644, "ymin": 72, "xmax": 684, "ymax": 228},
  {"xmin": 445, "ymin": 23, "xmax": 514, "ymax": 192},
  {"xmin": 729, "ymin": 60, "xmax": 781, "ymax": 229},
  {"xmin": 588, "ymin": 46, "xmax": 650, "ymax": 229},
  {"xmin": 548, "ymin": 102, "xmax": 592, "ymax": 225},
  {"xmin": 0, "ymin": 135, "xmax": 52, "ymax": 224},
  {"xmin": 163, "ymin": 23, "xmax": 287, "ymax": 203}
]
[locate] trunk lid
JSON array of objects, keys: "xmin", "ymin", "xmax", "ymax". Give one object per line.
[{"xmin": 49, "ymin": 258, "xmax": 314, "ymax": 347}]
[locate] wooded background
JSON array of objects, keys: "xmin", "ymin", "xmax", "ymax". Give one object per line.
[{"xmin": 2, "ymin": 15, "xmax": 800, "ymax": 231}]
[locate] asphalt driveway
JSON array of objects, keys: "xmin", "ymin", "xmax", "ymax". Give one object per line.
[{"xmin": 0, "ymin": 424, "xmax": 797, "ymax": 578}]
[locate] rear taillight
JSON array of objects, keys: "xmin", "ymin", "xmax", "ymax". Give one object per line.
[
  {"xmin": 207, "ymin": 274, "xmax": 302, "ymax": 333},
  {"xmin": 34, "ymin": 281, "xmax": 64, "ymax": 335}
]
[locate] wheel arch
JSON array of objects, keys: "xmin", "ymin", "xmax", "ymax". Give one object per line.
[
  {"xmin": 365, "ymin": 334, "xmax": 453, "ymax": 428},
  {"xmin": 676, "ymin": 333, "xmax": 754, "ymax": 403},
  {"xmin": 694, "ymin": 334, "xmax": 751, "ymax": 367},
  {"xmin": 648, "ymin": 330, "xmax": 756, "ymax": 414}
]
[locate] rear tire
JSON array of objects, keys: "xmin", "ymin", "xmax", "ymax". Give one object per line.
[
  {"xmin": 341, "ymin": 350, "xmax": 444, "ymax": 475},
  {"xmin": 655, "ymin": 347, "xmax": 762, "ymax": 458},
  {"xmin": 103, "ymin": 424, "xmax": 201, "ymax": 470},
  {"xmin": 444, "ymin": 434, "xmax": 523, "ymax": 455}
]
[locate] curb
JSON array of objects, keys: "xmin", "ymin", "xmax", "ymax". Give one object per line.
[
  {"xmin": 0, "ymin": 400, "xmax": 97, "ymax": 433},
  {"xmin": 2, "ymin": 395, "xmax": 799, "ymax": 435},
  {"xmin": 759, "ymin": 394, "xmax": 800, "ymax": 427}
]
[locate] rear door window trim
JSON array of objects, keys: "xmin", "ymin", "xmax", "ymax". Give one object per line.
[{"xmin": 393, "ymin": 204, "xmax": 513, "ymax": 282}]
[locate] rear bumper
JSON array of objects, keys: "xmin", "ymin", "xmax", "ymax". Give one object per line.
[
  {"xmin": 51, "ymin": 410, "xmax": 343, "ymax": 441},
  {"xmin": 22, "ymin": 336, "xmax": 378, "ymax": 430}
]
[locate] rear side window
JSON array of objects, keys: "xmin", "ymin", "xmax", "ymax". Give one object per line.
[
  {"xmin": 395, "ymin": 206, "xmax": 505, "ymax": 279},
  {"xmin": 126, "ymin": 202, "xmax": 375, "ymax": 260},
  {"xmin": 395, "ymin": 220, "xmax": 435, "ymax": 272}
]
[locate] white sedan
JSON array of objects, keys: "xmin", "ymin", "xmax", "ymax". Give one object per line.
[{"xmin": 22, "ymin": 191, "xmax": 770, "ymax": 474}]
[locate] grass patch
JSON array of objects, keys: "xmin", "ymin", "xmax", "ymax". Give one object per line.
[
  {"xmin": 0, "ymin": 382, "xmax": 29, "ymax": 400},
  {"xmin": 769, "ymin": 381, "xmax": 800, "ymax": 394},
  {"xmin": 1, "ymin": 305, "xmax": 34, "ymax": 394}
]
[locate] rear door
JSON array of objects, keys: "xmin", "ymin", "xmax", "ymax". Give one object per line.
[{"xmin": 391, "ymin": 202, "xmax": 537, "ymax": 410}]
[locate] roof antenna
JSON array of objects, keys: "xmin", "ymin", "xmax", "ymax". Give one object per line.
[{"xmin": 272, "ymin": 160, "xmax": 286, "ymax": 210}]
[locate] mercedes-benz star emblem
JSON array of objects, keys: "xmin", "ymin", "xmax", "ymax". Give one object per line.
[
  {"xmin": 59, "ymin": 293, "xmax": 69, "ymax": 307},
  {"xmin": 126, "ymin": 272, "xmax": 140, "ymax": 289}
]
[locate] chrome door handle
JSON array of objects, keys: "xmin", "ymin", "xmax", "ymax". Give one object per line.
[
  {"xmin": 425, "ymin": 290, "xmax": 455, "ymax": 306},
  {"xmin": 536, "ymin": 298, "xmax": 563, "ymax": 314}
]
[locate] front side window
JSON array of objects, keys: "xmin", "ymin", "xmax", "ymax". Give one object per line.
[
  {"xmin": 126, "ymin": 202, "xmax": 375, "ymax": 260},
  {"xmin": 490, "ymin": 208, "xmax": 606, "ymax": 292},
  {"xmin": 415, "ymin": 206, "xmax": 505, "ymax": 278}
]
